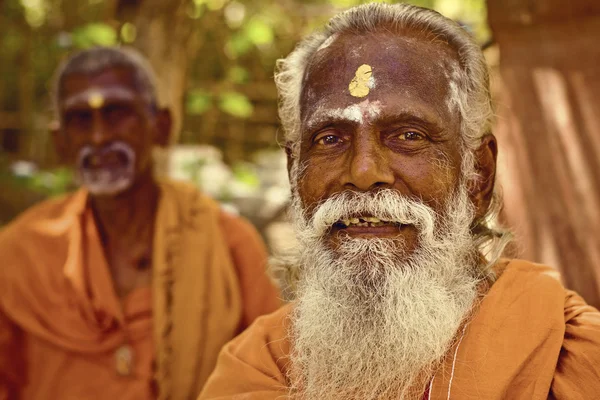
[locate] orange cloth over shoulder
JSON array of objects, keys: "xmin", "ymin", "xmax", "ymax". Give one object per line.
[
  {"xmin": 199, "ymin": 260, "xmax": 600, "ymax": 399},
  {"xmin": 0, "ymin": 180, "xmax": 281, "ymax": 400}
]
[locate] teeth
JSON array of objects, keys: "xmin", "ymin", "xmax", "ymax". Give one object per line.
[
  {"xmin": 338, "ymin": 216, "xmax": 402, "ymax": 227},
  {"xmin": 363, "ymin": 217, "xmax": 380, "ymax": 223}
]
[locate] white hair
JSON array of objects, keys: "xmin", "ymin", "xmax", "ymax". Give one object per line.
[
  {"xmin": 287, "ymin": 186, "xmax": 482, "ymax": 398},
  {"xmin": 275, "ymin": 2, "xmax": 511, "ymax": 270},
  {"xmin": 53, "ymin": 46, "xmax": 159, "ymax": 113}
]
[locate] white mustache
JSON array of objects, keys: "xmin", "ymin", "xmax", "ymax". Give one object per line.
[
  {"xmin": 302, "ymin": 189, "xmax": 436, "ymax": 240},
  {"xmin": 76, "ymin": 141, "xmax": 135, "ymax": 169}
]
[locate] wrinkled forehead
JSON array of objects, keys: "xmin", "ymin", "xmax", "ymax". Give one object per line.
[{"xmin": 299, "ymin": 32, "xmax": 462, "ymax": 122}]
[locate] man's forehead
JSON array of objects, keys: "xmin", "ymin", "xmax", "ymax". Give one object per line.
[
  {"xmin": 309, "ymin": 31, "xmax": 458, "ymax": 70},
  {"xmin": 300, "ymin": 31, "xmax": 461, "ymax": 126},
  {"xmin": 60, "ymin": 67, "xmax": 139, "ymax": 107},
  {"xmin": 303, "ymin": 32, "xmax": 459, "ymax": 94}
]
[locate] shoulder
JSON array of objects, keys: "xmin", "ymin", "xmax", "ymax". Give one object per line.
[
  {"xmin": 494, "ymin": 258, "xmax": 565, "ymax": 294},
  {"xmin": 158, "ymin": 179, "xmax": 214, "ymax": 208},
  {"xmin": 0, "ymin": 193, "xmax": 76, "ymax": 249},
  {"xmin": 200, "ymin": 304, "xmax": 292, "ymax": 398},
  {"xmin": 159, "ymin": 179, "xmax": 266, "ymax": 254},
  {"xmin": 496, "ymin": 260, "xmax": 600, "ymax": 394},
  {"xmin": 218, "ymin": 208, "xmax": 264, "ymax": 250},
  {"xmin": 228, "ymin": 302, "xmax": 291, "ymax": 353},
  {"xmin": 0, "ymin": 193, "xmax": 78, "ymax": 295},
  {"xmin": 496, "ymin": 258, "xmax": 562, "ymax": 280}
]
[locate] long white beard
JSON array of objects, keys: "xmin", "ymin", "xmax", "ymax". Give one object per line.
[{"xmin": 284, "ymin": 186, "xmax": 483, "ymax": 399}]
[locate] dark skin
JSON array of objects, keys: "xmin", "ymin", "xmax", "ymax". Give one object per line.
[
  {"xmin": 52, "ymin": 66, "xmax": 172, "ymax": 298},
  {"xmin": 288, "ymin": 31, "xmax": 497, "ymax": 254}
]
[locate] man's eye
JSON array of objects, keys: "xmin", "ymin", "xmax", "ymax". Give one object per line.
[
  {"xmin": 65, "ymin": 111, "xmax": 92, "ymax": 126},
  {"xmin": 397, "ymin": 131, "xmax": 425, "ymax": 141},
  {"xmin": 315, "ymin": 134, "xmax": 343, "ymax": 146},
  {"xmin": 104, "ymin": 104, "xmax": 130, "ymax": 122}
]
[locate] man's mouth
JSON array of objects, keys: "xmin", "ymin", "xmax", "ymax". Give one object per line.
[
  {"xmin": 83, "ymin": 151, "xmax": 130, "ymax": 170},
  {"xmin": 332, "ymin": 216, "xmax": 407, "ymax": 236},
  {"xmin": 335, "ymin": 216, "xmax": 401, "ymax": 228}
]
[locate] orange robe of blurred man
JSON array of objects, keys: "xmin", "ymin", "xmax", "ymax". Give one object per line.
[
  {"xmin": 0, "ymin": 180, "xmax": 281, "ymax": 400},
  {"xmin": 199, "ymin": 260, "xmax": 600, "ymax": 399}
]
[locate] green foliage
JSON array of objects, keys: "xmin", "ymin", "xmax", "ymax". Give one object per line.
[
  {"xmin": 72, "ymin": 23, "xmax": 118, "ymax": 49},
  {"xmin": 227, "ymin": 66, "xmax": 249, "ymax": 84},
  {"xmin": 27, "ymin": 167, "xmax": 74, "ymax": 196},
  {"xmin": 244, "ymin": 17, "xmax": 274, "ymax": 46},
  {"xmin": 226, "ymin": 32, "xmax": 254, "ymax": 58},
  {"xmin": 186, "ymin": 89, "xmax": 213, "ymax": 115},
  {"xmin": 19, "ymin": 0, "xmax": 48, "ymax": 28},
  {"xmin": 218, "ymin": 92, "xmax": 254, "ymax": 118},
  {"xmin": 120, "ymin": 23, "xmax": 137, "ymax": 43},
  {"xmin": 232, "ymin": 162, "xmax": 260, "ymax": 187},
  {"xmin": 2, "ymin": 165, "xmax": 75, "ymax": 197}
]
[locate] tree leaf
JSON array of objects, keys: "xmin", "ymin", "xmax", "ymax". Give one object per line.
[
  {"xmin": 227, "ymin": 66, "xmax": 249, "ymax": 84},
  {"xmin": 72, "ymin": 23, "xmax": 118, "ymax": 49},
  {"xmin": 219, "ymin": 91, "xmax": 253, "ymax": 118},
  {"xmin": 186, "ymin": 89, "xmax": 213, "ymax": 115},
  {"xmin": 244, "ymin": 18, "xmax": 274, "ymax": 46}
]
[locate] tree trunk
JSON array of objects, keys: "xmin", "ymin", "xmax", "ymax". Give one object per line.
[
  {"xmin": 116, "ymin": 0, "xmax": 197, "ymax": 142},
  {"xmin": 115, "ymin": 0, "xmax": 199, "ymax": 174},
  {"xmin": 488, "ymin": 0, "xmax": 600, "ymax": 307}
]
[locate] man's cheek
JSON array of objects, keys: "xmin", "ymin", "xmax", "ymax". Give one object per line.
[{"xmin": 296, "ymin": 172, "xmax": 325, "ymax": 212}]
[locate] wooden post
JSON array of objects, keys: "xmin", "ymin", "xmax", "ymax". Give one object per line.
[{"xmin": 488, "ymin": 0, "xmax": 600, "ymax": 307}]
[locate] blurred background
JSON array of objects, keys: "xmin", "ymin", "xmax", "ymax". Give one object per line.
[{"xmin": 1, "ymin": 0, "xmax": 599, "ymax": 307}]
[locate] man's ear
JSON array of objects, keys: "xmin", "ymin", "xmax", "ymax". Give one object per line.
[
  {"xmin": 50, "ymin": 120, "xmax": 69, "ymax": 163},
  {"xmin": 154, "ymin": 108, "xmax": 172, "ymax": 147},
  {"xmin": 469, "ymin": 133, "xmax": 497, "ymax": 220}
]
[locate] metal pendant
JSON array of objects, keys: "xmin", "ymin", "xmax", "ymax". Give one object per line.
[{"xmin": 115, "ymin": 344, "xmax": 134, "ymax": 376}]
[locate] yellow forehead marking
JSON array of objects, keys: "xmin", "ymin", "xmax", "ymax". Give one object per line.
[
  {"xmin": 88, "ymin": 92, "xmax": 105, "ymax": 109},
  {"xmin": 349, "ymin": 64, "xmax": 373, "ymax": 98}
]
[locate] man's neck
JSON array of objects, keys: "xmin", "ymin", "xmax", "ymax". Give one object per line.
[{"xmin": 89, "ymin": 172, "xmax": 160, "ymax": 246}]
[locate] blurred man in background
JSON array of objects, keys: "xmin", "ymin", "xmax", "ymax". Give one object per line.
[
  {"xmin": 200, "ymin": 3, "xmax": 600, "ymax": 399},
  {"xmin": 0, "ymin": 46, "xmax": 280, "ymax": 400}
]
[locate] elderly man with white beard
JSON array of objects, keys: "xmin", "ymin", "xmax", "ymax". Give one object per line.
[
  {"xmin": 199, "ymin": 3, "xmax": 600, "ymax": 400},
  {"xmin": 0, "ymin": 47, "xmax": 281, "ymax": 400}
]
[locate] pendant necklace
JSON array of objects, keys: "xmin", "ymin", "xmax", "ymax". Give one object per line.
[
  {"xmin": 114, "ymin": 242, "xmax": 152, "ymax": 376},
  {"xmin": 115, "ymin": 342, "xmax": 134, "ymax": 376}
]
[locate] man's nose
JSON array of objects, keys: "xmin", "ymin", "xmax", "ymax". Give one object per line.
[
  {"xmin": 344, "ymin": 135, "xmax": 394, "ymax": 191},
  {"xmin": 89, "ymin": 111, "xmax": 113, "ymax": 146}
]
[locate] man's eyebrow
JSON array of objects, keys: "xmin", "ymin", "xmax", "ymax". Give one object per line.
[
  {"xmin": 303, "ymin": 106, "xmax": 446, "ymax": 136},
  {"xmin": 62, "ymin": 87, "xmax": 135, "ymax": 109},
  {"xmin": 374, "ymin": 111, "xmax": 446, "ymax": 131},
  {"xmin": 303, "ymin": 112, "xmax": 360, "ymax": 134},
  {"xmin": 303, "ymin": 101, "xmax": 383, "ymax": 133}
]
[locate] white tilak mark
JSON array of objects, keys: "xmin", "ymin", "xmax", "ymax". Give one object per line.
[
  {"xmin": 447, "ymin": 324, "xmax": 468, "ymax": 399},
  {"xmin": 367, "ymin": 75, "xmax": 376, "ymax": 89},
  {"xmin": 318, "ymin": 99, "xmax": 382, "ymax": 124}
]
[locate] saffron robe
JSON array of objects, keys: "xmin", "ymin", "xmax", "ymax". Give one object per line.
[
  {"xmin": 0, "ymin": 180, "xmax": 281, "ymax": 400},
  {"xmin": 199, "ymin": 259, "xmax": 600, "ymax": 399}
]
